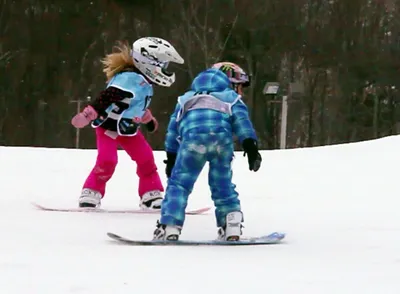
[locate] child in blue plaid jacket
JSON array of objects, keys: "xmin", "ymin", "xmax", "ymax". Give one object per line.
[{"xmin": 153, "ymin": 62, "xmax": 262, "ymax": 241}]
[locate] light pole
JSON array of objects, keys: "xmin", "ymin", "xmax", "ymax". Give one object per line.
[
  {"xmin": 263, "ymin": 81, "xmax": 304, "ymax": 149},
  {"xmin": 37, "ymin": 99, "xmax": 48, "ymax": 146},
  {"xmin": 263, "ymin": 82, "xmax": 287, "ymax": 149},
  {"xmin": 280, "ymin": 94, "xmax": 288, "ymax": 149}
]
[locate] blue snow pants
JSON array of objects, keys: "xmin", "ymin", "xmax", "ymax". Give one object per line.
[{"xmin": 160, "ymin": 131, "xmax": 241, "ymax": 228}]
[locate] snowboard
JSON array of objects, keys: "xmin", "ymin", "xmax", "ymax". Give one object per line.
[
  {"xmin": 31, "ymin": 202, "xmax": 211, "ymax": 215},
  {"xmin": 106, "ymin": 231, "xmax": 285, "ymax": 246}
]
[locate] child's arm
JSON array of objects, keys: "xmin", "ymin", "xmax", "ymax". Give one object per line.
[
  {"xmin": 89, "ymin": 87, "xmax": 132, "ymax": 114},
  {"xmin": 163, "ymin": 104, "xmax": 181, "ymax": 178},
  {"xmin": 141, "ymin": 108, "xmax": 159, "ymax": 133},
  {"xmin": 231, "ymin": 100, "xmax": 257, "ymax": 143},
  {"xmin": 231, "ymin": 100, "xmax": 262, "ymax": 172},
  {"xmin": 71, "ymin": 87, "xmax": 132, "ymax": 128},
  {"xmin": 164, "ymin": 103, "xmax": 181, "ymax": 153}
]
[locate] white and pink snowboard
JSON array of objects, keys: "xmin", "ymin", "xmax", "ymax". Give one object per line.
[{"xmin": 31, "ymin": 202, "xmax": 211, "ymax": 215}]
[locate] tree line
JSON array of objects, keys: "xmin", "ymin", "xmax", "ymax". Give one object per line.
[{"xmin": 1, "ymin": 0, "xmax": 400, "ymax": 150}]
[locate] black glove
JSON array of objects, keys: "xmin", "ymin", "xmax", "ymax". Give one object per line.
[
  {"xmin": 242, "ymin": 138, "xmax": 262, "ymax": 172},
  {"xmin": 145, "ymin": 120, "xmax": 156, "ymax": 132},
  {"xmin": 163, "ymin": 152, "xmax": 177, "ymax": 178}
]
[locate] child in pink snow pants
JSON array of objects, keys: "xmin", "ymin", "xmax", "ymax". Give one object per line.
[
  {"xmin": 70, "ymin": 37, "xmax": 184, "ymax": 210},
  {"xmin": 83, "ymin": 127, "xmax": 162, "ymax": 203}
]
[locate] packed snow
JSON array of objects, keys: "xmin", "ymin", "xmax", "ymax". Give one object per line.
[{"xmin": 1, "ymin": 136, "xmax": 400, "ymax": 293}]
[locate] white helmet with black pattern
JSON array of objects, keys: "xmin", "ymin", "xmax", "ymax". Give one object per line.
[{"xmin": 132, "ymin": 37, "xmax": 184, "ymax": 87}]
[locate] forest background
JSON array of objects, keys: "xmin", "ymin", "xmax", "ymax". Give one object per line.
[{"xmin": 1, "ymin": 0, "xmax": 399, "ymax": 150}]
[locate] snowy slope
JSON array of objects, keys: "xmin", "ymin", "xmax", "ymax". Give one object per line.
[{"xmin": 1, "ymin": 136, "xmax": 400, "ymax": 294}]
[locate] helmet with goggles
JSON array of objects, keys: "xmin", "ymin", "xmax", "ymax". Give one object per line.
[{"xmin": 211, "ymin": 61, "xmax": 250, "ymax": 88}]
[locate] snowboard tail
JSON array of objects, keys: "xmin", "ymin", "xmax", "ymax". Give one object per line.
[
  {"xmin": 32, "ymin": 202, "xmax": 211, "ymax": 215},
  {"xmin": 106, "ymin": 232, "xmax": 285, "ymax": 246}
]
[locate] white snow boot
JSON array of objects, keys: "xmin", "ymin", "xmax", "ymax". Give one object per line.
[
  {"xmin": 153, "ymin": 221, "xmax": 181, "ymax": 241},
  {"xmin": 79, "ymin": 188, "xmax": 102, "ymax": 208},
  {"xmin": 140, "ymin": 190, "xmax": 163, "ymax": 210},
  {"xmin": 217, "ymin": 211, "xmax": 243, "ymax": 241}
]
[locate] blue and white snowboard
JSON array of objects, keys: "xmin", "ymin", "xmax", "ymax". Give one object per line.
[{"xmin": 107, "ymin": 231, "xmax": 285, "ymax": 246}]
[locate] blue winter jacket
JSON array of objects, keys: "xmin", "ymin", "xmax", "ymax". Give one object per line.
[{"xmin": 165, "ymin": 68, "xmax": 257, "ymax": 153}]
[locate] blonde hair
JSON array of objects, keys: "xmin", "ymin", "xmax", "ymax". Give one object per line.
[{"xmin": 101, "ymin": 41, "xmax": 135, "ymax": 82}]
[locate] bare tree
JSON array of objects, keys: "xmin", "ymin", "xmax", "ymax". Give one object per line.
[{"xmin": 174, "ymin": 0, "xmax": 238, "ymax": 79}]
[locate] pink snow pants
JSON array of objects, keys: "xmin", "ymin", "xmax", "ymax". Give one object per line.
[{"xmin": 82, "ymin": 127, "xmax": 164, "ymax": 198}]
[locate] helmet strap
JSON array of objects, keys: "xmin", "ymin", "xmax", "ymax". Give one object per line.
[{"xmin": 232, "ymin": 84, "xmax": 243, "ymax": 95}]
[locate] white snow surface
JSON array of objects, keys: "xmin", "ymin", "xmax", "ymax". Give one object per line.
[{"xmin": 1, "ymin": 136, "xmax": 400, "ymax": 293}]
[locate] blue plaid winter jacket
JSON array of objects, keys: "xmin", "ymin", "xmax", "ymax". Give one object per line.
[{"xmin": 165, "ymin": 68, "xmax": 257, "ymax": 153}]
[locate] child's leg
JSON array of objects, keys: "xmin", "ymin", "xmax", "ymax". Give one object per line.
[
  {"xmin": 208, "ymin": 142, "xmax": 242, "ymax": 229},
  {"xmin": 117, "ymin": 131, "xmax": 163, "ymax": 197},
  {"xmin": 159, "ymin": 140, "xmax": 207, "ymax": 227},
  {"xmin": 82, "ymin": 127, "xmax": 118, "ymax": 197}
]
